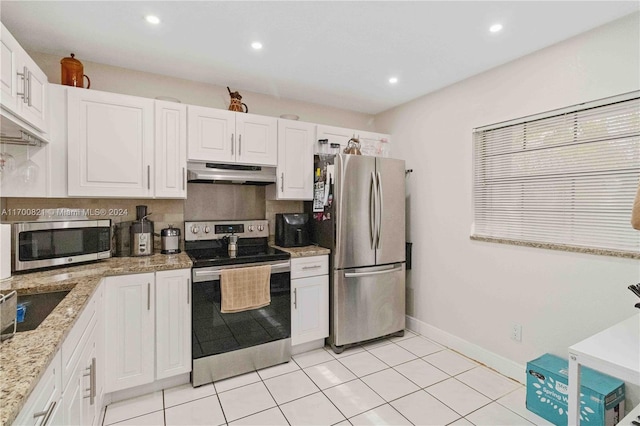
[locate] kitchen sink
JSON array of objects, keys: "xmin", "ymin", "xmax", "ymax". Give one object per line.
[{"xmin": 1, "ymin": 290, "xmax": 71, "ymax": 335}]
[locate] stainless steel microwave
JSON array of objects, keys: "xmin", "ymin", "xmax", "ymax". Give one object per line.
[{"xmin": 13, "ymin": 220, "xmax": 111, "ymax": 272}]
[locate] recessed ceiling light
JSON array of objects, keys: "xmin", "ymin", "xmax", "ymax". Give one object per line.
[
  {"xmin": 251, "ymin": 42, "xmax": 263, "ymax": 50},
  {"xmin": 489, "ymin": 23, "xmax": 503, "ymax": 33},
  {"xmin": 145, "ymin": 15, "xmax": 160, "ymax": 25},
  {"xmin": 389, "ymin": 77, "xmax": 398, "ymax": 84}
]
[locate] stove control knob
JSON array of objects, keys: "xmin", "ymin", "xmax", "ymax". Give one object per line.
[
  {"xmin": 191, "ymin": 225, "xmax": 199, "ymax": 234},
  {"xmin": 203, "ymin": 226, "xmax": 211, "ymax": 234},
  {"xmin": 248, "ymin": 225, "xmax": 254, "ymax": 232},
  {"xmin": 258, "ymin": 225, "xmax": 264, "ymax": 232}
]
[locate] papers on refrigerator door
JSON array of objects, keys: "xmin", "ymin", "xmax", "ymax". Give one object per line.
[{"xmin": 313, "ymin": 182, "xmax": 325, "ymax": 212}]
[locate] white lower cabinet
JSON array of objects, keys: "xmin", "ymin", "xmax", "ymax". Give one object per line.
[
  {"xmin": 13, "ymin": 351, "xmax": 63, "ymax": 426},
  {"xmin": 104, "ymin": 272, "xmax": 155, "ymax": 392},
  {"xmin": 155, "ymin": 269, "xmax": 192, "ymax": 380},
  {"xmin": 291, "ymin": 256, "xmax": 329, "ymax": 346},
  {"xmin": 104, "ymin": 269, "xmax": 191, "ymax": 393},
  {"xmin": 61, "ymin": 285, "xmax": 103, "ymax": 426}
]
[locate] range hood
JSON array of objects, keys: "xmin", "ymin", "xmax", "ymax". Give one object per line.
[{"xmin": 187, "ymin": 162, "xmax": 276, "ymax": 185}]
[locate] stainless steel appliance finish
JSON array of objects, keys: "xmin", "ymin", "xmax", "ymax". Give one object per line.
[
  {"xmin": 193, "ymin": 338, "xmax": 290, "ymax": 386},
  {"xmin": 160, "ymin": 225, "xmax": 181, "ymax": 254},
  {"xmin": 13, "ymin": 220, "xmax": 111, "ymax": 272},
  {"xmin": 187, "ymin": 162, "xmax": 276, "ymax": 185},
  {"xmin": 130, "ymin": 219, "xmax": 154, "ymax": 256},
  {"xmin": 185, "ymin": 219, "xmax": 292, "ymax": 386},
  {"xmin": 306, "ymin": 155, "xmax": 406, "ymax": 352}
]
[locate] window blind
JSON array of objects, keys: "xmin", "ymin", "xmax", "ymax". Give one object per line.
[{"xmin": 473, "ymin": 93, "xmax": 640, "ymax": 253}]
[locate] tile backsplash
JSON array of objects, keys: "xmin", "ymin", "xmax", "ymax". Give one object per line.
[{"xmin": 1, "ymin": 183, "xmax": 304, "ymax": 239}]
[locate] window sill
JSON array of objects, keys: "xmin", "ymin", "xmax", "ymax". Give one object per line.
[{"xmin": 469, "ymin": 235, "xmax": 640, "ymax": 260}]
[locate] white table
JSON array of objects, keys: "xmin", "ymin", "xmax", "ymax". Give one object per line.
[{"xmin": 568, "ymin": 314, "xmax": 640, "ymax": 426}]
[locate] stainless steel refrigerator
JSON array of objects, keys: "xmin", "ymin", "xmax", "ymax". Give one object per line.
[{"xmin": 306, "ymin": 154, "xmax": 406, "ymax": 353}]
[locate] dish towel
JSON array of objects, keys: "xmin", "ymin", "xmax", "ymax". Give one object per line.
[
  {"xmin": 220, "ymin": 265, "xmax": 271, "ymax": 313},
  {"xmin": 632, "ymin": 180, "xmax": 640, "ymax": 230}
]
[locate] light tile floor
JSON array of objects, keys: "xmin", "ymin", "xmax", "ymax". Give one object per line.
[{"xmin": 103, "ymin": 330, "xmax": 553, "ymax": 426}]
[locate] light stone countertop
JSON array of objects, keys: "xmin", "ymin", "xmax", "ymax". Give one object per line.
[
  {"xmin": 270, "ymin": 243, "xmax": 331, "ymax": 258},
  {"xmin": 0, "ymin": 253, "xmax": 192, "ymax": 426}
]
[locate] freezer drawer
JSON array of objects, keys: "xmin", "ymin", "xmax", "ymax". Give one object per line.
[{"xmin": 331, "ymin": 263, "xmax": 405, "ymax": 348}]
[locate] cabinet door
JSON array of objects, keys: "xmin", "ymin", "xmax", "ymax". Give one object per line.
[
  {"xmin": 67, "ymin": 88, "xmax": 154, "ymax": 197},
  {"xmin": 14, "ymin": 351, "xmax": 62, "ymax": 426},
  {"xmin": 155, "ymin": 269, "xmax": 191, "ymax": 380},
  {"xmin": 276, "ymin": 120, "xmax": 315, "ymax": 200},
  {"xmin": 316, "ymin": 124, "xmax": 355, "ymax": 153},
  {"xmin": 17, "ymin": 52, "xmax": 49, "ymax": 133},
  {"xmin": 155, "ymin": 101, "xmax": 187, "ymax": 198},
  {"xmin": 1, "ymin": 23, "xmax": 20, "ymax": 114},
  {"xmin": 291, "ymin": 275, "xmax": 329, "ymax": 346},
  {"xmin": 62, "ymin": 323, "xmax": 96, "ymax": 426},
  {"xmin": 236, "ymin": 113, "xmax": 277, "ymax": 166},
  {"xmin": 187, "ymin": 105, "xmax": 235, "ymax": 162},
  {"xmin": 104, "ymin": 273, "xmax": 155, "ymax": 392}
]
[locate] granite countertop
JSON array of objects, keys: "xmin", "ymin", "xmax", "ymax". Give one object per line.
[
  {"xmin": 270, "ymin": 243, "xmax": 331, "ymax": 258},
  {"xmin": 0, "ymin": 253, "xmax": 192, "ymax": 426}
]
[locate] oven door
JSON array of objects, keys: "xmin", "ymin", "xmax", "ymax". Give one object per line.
[{"xmin": 191, "ymin": 261, "xmax": 291, "ymax": 361}]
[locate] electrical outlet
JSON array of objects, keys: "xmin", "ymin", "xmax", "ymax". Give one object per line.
[{"xmin": 511, "ymin": 323, "xmax": 522, "ymax": 342}]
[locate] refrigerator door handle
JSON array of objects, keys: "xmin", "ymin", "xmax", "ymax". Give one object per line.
[
  {"xmin": 370, "ymin": 171, "xmax": 376, "ymax": 249},
  {"xmin": 344, "ymin": 264, "xmax": 403, "ymax": 278},
  {"xmin": 376, "ymin": 171, "xmax": 383, "ymax": 249}
]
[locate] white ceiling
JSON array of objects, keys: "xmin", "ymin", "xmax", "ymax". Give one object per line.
[{"xmin": 2, "ymin": 1, "xmax": 638, "ymax": 114}]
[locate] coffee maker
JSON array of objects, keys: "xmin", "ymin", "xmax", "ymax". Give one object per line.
[{"xmin": 130, "ymin": 205, "xmax": 154, "ymax": 256}]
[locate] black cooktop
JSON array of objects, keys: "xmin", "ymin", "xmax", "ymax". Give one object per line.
[{"xmin": 186, "ymin": 241, "xmax": 290, "ymax": 268}]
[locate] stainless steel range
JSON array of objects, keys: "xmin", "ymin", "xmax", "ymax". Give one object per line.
[{"xmin": 184, "ymin": 219, "xmax": 292, "ymax": 386}]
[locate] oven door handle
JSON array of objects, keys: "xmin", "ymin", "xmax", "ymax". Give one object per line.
[{"xmin": 193, "ymin": 262, "xmax": 291, "ymax": 280}]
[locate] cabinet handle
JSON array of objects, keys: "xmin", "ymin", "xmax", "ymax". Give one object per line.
[
  {"xmin": 281, "ymin": 173, "xmax": 284, "ymax": 192},
  {"xmin": 147, "ymin": 165, "xmax": 151, "ymax": 190},
  {"xmin": 294, "ymin": 288, "xmax": 298, "ymax": 309},
  {"xmin": 147, "ymin": 283, "xmax": 151, "ymax": 311},
  {"xmin": 182, "ymin": 167, "xmax": 186, "ymax": 190},
  {"xmin": 25, "ymin": 68, "xmax": 32, "ymax": 107},
  {"xmin": 239, "ymin": 134, "xmax": 242, "ymax": 156},
  {"xmin": 83, "ymin": 357, "xmax": 96, "ymax": 405},
  {"xmin": 231, "ymin": 134, "xmax": 235, "ymax": 156},
  {"xmin": 33, "ymin": 400, "xmax": 56, "ymax": 425},
  {"xmin": 302, "ymin": 265, "xmax": 322, "ymax": 270},
  {"xmin": 16, "ymin": 66, "xmax": 28, "ymax": 104},
  {"xmin": 187, "ymin": 278, "xmax": 190, "ymax": 305}
]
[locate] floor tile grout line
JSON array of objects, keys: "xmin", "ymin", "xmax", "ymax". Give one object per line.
[{"xmin": 294, "ymin": 359, "xmax": 350, "ymax": 424}]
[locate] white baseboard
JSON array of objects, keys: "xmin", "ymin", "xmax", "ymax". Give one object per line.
[
  {"xmin": 292, "ymin": 339, "xmax": 325, "ymax": 355},
  {"xmin": 106, "ymin": 373, "xmax": 190, "ymax": 404},
  {"xmin": 406, "ymin": 315, "xmax": 526, "ymax": 384}
]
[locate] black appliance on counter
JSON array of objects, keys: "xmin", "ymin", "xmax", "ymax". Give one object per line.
[
  {"xmin": 184, "ymin": 219, "xmax": 291, "ymax": 386},
  {"xmin": 275, "ymin": 213, "xmax": 310, "ymax": 247}
]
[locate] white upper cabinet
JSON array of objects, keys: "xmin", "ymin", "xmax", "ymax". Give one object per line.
[
  {"xmin": 316, "ymin": 124, "xmax": 355, "ymax": 153},
  {"xmin": 67, "ymin": 88, "xmax": 154, "ymax": 197},
  {"xmin": 268, "ymin": 119, "xmax": 315, "ymax": 200},
  {"xmin": 187, "ymin": 106, "xmax": 277, "ymax": 166},
  {"xmin": 316, "ymin": 124, "xmax": 391, "ymax": 157},
  {"xmin": 155, "ymin": 100, "xmax": 187, "ymax": 198},
  {"xmin": 0, "ymin": 23, "xmax": 49, "ymax": 134},
  {"xmin": 187, "ymin": 106, "xmax": 235, "ymax": 163}
]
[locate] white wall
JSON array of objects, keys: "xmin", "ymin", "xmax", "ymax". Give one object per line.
[
  {"xmin": 29, "ymin": 51, "xmax": 375, "ymax": 130},
  {"xmin": 375, "ymin": 12, "xmax": 640, "ymax": 382}
]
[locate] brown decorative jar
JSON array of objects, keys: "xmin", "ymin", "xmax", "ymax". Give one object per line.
[{"xmin": 60, "ymin": 53, "xmax": 90, "ymax": 88}]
